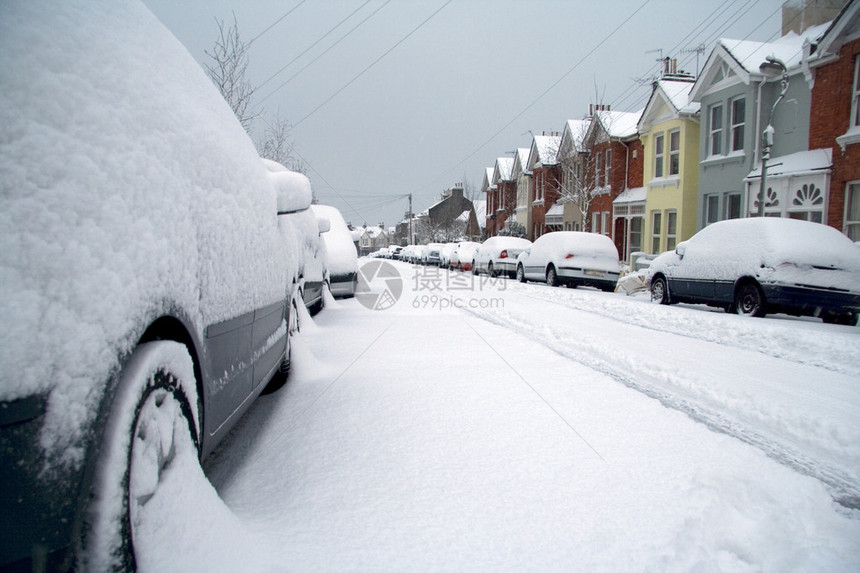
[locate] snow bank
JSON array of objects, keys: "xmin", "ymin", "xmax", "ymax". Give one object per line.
[{"xmin": 0, "ymin": 0, "xmax": 291, "ymax": 462}]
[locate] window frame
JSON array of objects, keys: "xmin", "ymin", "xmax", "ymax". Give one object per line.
[
  {"xmin": 666, "ymin": 210, "xmax": 678, "ymax": 251},
  {"xmin": 845, "ymin": 181, "xmax": 860, "ymax": 241},
  {"xmin": 601, "ymin": 211, "xmax": 610, "ymax": 236},
  {"xmin": 651, "ymin": 210, "xmax": 662, "ymax": 253},
  {"xmin": 654, "ymin": 132, "xmax": 665, "ymax": 178},
  {"xmin": 709, "ymin": 104, "xmax": 723, "ymax": 157},
  {"xmin": 853, "ymin": 57, "xmax": 860, "ymax": 129},
  {"xmin": 668, "ymin": 129, "xmax": 680, "ymax": 176},
  {"xmin": 605, "ymin": 148, "xmax": 612, "ymax": 188},
  {"xmin": 730, "ymin": 97, "xmax": 745, "ymax": 152}
]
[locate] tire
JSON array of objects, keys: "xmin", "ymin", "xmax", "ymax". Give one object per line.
[
  {"xmin": 734, "ymin": 281, "xmax": 766, "ymax": 318},
  {"xmin": 84, "ymin": 341, "xmax": 199, "ymax": 572},
  {"xmin": 487, "ymin": 262, "xmax": 495, "ymax": 278},
  {"xmin": 472, "ymin": 261, "xmax": 478, "ymax": 275},
  {"xmin": 650, "ymin": 276, "xmax": 669, "ymax": 305},
  {"xmin": 822, "ymin": 310, "xmax": 859, "ymax": 326},
  {"xmin": 516, "ymin": 264, "xmax": 526, "ymax": 283},
  {"xmin": 546, "ymin": 266, "xmax": 558, "ymax": 287}
]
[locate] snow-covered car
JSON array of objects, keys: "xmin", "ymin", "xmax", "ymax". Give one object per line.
[
  {"xmin": 312, "ymin": 204, "xmax": 359, "ymax": 298},
  {"xmin": 473, "ymin": 236, "xmax": 533, "ymax": 277},
  {"xmin": 516, "ymin": 232, "xmax": 621, "ymax": 291},
  {"xmin": 267, "ymin": 159, "xmax": 328, "ymax": 315},
  {"xmin": 439, "ymin": 243, "xmax": 457, "ymax": 268},
  {"xmin": 423, "ymin": 242, "xmax": 445, "ymax": 266},
  {"xmin": 648, "ymin": 218, "xmax": 860, "ymax": 324},
  {"xmin": 0, "ymin": 2, "xmax": 315, "ymax": 570},
  {"xmin": 450, "ymin": 241, "xmax": 481, "ymax": 271},
  {"xmin": 389, "ymin": 245, "xmax": 404, "ymax": 260}
]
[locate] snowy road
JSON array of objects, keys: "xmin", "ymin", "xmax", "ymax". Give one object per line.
[{"xmin": 145, "ymin": 260, "xmax": 860, "ymax": 572}]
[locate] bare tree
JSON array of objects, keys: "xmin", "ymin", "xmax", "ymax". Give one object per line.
[
  {"xmin": 204, "ymin": 14, "xmax": 258, "ymax": 133},
  {"xmin": 258, "ymin": 115, "xmax": 307, "ymax": 174}
]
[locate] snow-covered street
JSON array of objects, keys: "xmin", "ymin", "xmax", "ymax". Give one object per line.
[{"xmin": 138, "ymin": 259, "xmax": 860, "ymax": 572}]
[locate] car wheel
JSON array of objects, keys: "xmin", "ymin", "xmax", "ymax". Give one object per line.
[
  {"xmin": 472, "ymin": 261, "xmax": 478, "ymax": 275},
  {"xmin": 734, "ymin": 281, "xmax": 766, "ymax": 318},
  {"xmin": 650, "ymin": 276, "xmax": 669, "ymax": 305},
  {"xmin": 822, "ymin": 310, "xmax": 859, "ymax": 326},
  {"xmin": 516, "ymin": 264, "xmax": 526, "ymax": 283},
  {"xmin": 546, "ymin": 266, "xmax": 558, "ymax": 287},
  {"xmin": 84, "ymin": 341, "xmax": 199, "ymax": 572},
  {"xmin": 488, "ymin": 262, "xmax": 495, "ymax": 277}
]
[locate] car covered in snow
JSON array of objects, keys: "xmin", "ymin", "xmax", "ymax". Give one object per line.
[
  {"xmin": 266, "ymin": 159, "xmax": 329, "ymax": 315},
  {"xmin": 423, "ymin": 242, "xmax": 445, "ymax": 266},
  {"xmin": 648, "ymin": 218, "xmax": 860, "ymax": 324},
  {"xmin": 516, "ymin": 232, "xmax": 621, "ymax": 291},
  {"xmin": 0, "ymin": 2, "xmax": 314, "ymax": 569},
  {"xmin": 312, "ymin": 204, "xmax": 359, "ymax": 298},
  {"xmin": 473, "ymin": 236, "xmax": 533, "ymax": 277},
  {"xmin": 449, "ymin": 241, "xmax": 481, "ymax": 272}
]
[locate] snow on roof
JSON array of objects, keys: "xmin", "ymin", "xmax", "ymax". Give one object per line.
[
  {"xmin": 720, "ymin": 22, "xmax": 831, "ymax": 73},
  {"xmin": 456, "ymin": 209, "xmax": 471, "ymax": 222},
  {"xmin": 565, "ymin": 119, "xmax": 591, "ymax": 150},
  {"xmin": 516, "ymin": 148, "xmax": 531, "ymax": 172},
  {"xmin": 745, "ymin": 148, "xmax": 832, "ymax": 180},
  {"xmin": 482, "ymin": 167, "xmax": 495, "ymax": 192},
  {"xmin": 658, "ymin": 79, "xmax": 700, "ymax": 115},
  {"xmin": 530, "ymin": 134, "xmax": 562, "ymax": 167},
  {"xmin": 613, "ymin": 187, "xmax": 648, "ymax": 204},
  {"xmin": 494, "ymin": 157, "xmax": 515, "ymax": 183},
  {"xmin": 546, "ymin": 203, "xmax": 564, "ymax": 216},
  {"xmin": 593, "ymin": 109, "xmax": 642, "ymax": 138}
]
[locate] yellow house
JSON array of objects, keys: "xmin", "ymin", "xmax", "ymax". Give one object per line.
[{"xmin": 639, "ymin": 68, "xmax": 701, "ymax": 254}]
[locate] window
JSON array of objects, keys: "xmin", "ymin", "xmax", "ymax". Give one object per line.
[
  {"xmin": 601, "ymin": 211, "xmax": 610, "ymax": 236},
  {"xmin": 605, "ymin": 149, "xmax": 612, "ymax": 187},
  {"xmin": 666, "ymin": 210, "xmax": 677, "ymax": 251},
  {"xmin": 651, "ymin": 210, "xmax": 662, "ymax": 253},
  {"xmin": 726, "ymin": 193, "xmax": 741, "ymax": 219},
  {"xmin": 731, "ymin": 98, "xmax": 745, "ymax": 152},
  {"xmin": 654, "ymin": 133, "xmax": 664, "ymax": 178},
  {"xmin": 846, "ymin": 182, "xmax": 860, "ymax": 241},
  {"xmin": 706, "ymin": 195, "xmax": 720, "ymax": 225},
  {"xmin": 594, "ymin": 152, "xmax": 602, "ymax": 187},
  {"xmin": 669, "ymin": 130, "xmax": 680, "ymax": 176},
  {"xmin": 629, "ymin": 217, "xmax": 643, "ymax": 253},
  {"xmin": 853, "ymin": 58, "xmax": 860, "ymax": 129},
  {"xmin": 709, "ymin": 104, "xmax": 723, "ymax": 156},
  {"xmin": 592, "ymin": 212, "xmax": 600, "ymax": 234}
]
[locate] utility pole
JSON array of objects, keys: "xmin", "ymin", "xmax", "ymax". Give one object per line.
[{"xmin": 408, "ymin": 193, "xmax": 413, "ymax": 245}]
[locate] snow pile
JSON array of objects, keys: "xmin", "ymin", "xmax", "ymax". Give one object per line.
[{"xmin": 0, "ymin": 0, "xmax": 292, "ymax": 462}]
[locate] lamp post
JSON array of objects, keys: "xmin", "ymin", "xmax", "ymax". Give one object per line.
[{"xmin": 756, "ymin": 56, "xmax": 789, "ymax": 217}]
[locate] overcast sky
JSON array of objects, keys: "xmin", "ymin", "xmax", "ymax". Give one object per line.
[{"xmin": 143, "ymin": 0, "xmax": 786, "ymax": 229}]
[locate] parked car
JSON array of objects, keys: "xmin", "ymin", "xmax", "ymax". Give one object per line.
[
  {"xmin": 516, "ymin": 232, "xmax": 621, "ymax": 291},
  {"xmin": 312, "ymin": 204, "xmax": 359, "ymax": 298},
  {"xmin": 266, "ymin": 159, "xmax": 328, "ymax": 315},
  {"xmin": 423, "ymin": 243, "xmax": 445, "ymax": 266},
  {"xmin": 648, "ymin": 218, "xmax": 860, "ymax": 324},
  {"xmin": 450, "ymin": 241, "xmax": 481, "ymax": 272},
  {"xmin": 0, "ymin": 2, "xmax": 314, "ymax": 570},
  {"xmin": 440, "ymin": 243, "xmax": 458, "ymax": 268},
  {"xmin": 473, "ymin": 236, "xmax": 533, "ymax": 277}
]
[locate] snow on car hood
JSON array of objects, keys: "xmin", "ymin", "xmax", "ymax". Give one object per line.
[
  {"xmin": 312, "ymin": 204, "xmax": 358, "ymax": 276},
  {"xmin": 0, "ymin": 0, "xmax": 292, "ymax": 463}
]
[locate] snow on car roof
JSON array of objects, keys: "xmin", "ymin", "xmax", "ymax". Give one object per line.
[
  {"xmin": 312, "ymin": 204, "xmax": 358, "ymax": 275},
  {"xmin": 532, "ymin": 231, "xmax": 619, "ymax": 258}
]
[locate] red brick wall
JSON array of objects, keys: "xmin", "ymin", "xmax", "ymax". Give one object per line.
[{"xmin": 809, "ymin": 39, "xmax": 860, "ymax": 232}]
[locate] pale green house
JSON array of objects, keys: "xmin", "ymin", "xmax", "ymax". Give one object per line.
[{"xmin": 638, "ymin": 68, "xmax": 701, "ymax": 254}]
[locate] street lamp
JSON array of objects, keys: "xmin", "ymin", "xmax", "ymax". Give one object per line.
[{"xmin": 756, "ymin": 56, "xmax": 789, "ymax": 217}]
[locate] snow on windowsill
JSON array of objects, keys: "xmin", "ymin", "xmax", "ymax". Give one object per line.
[
  {"xmin": 700, "ymin": 153, "xmax": 746, "ymax": 167},
  {"xmin": 836, "ymin": 126, "xmax": 860, "ymax": 151}
]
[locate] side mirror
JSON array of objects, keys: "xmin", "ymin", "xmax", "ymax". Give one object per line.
[
  {"xmin": 675, "ymin": 242, "xmax": 687, "ymax": 258},
  {"xmin": 317, "ymin": 216, "xmax": 331, "ymax": 234},
  {"xmin": 262, "ymin": 158, "xmax": 313, "ymax": 214}
]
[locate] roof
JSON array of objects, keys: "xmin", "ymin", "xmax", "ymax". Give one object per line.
[
  {"xmin": 592, "ymin": 109, "xmax": 642, "ymax": 139},
  {"xmin": 528, "ymin": 134, "xmax": 561, "ymax": 169},
  {"xmin": 472, "ymin": 200, "xmax": 487, "ymax": 227},
  {"xmin": 613, "ymin": 187, "xmax": 647, "ymax": 204},
  {"xmin": 558, "ymin": 118, "xmax": 592, "ymax": 160},
  {"xmin": 493, "ymin": 157, "xmax": 514, "ymax": 183},
  {"xmin": 745, "ymin": 148, "xmax": 832, "ymax": 180},
  {"xmin": 808, "ymin": 0, "xmax": 860, "ymax": 65},
  {"xmin": 482, "ymin": 167, "xmax": 495, "ymax": 192},
  {"xmin": 513, "ymin": 147, "xmax": 531, "ymax": 176},
  {"xmin": 639, "ymin": 78, "xmax": 700, "ymax": 132}
]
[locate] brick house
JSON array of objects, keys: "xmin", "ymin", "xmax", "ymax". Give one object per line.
[
  {"xmin": 481, "ymin": 167, "xmax": 496, "ymax": 236},
  {"xmin": 527, "ymin": 133, "xmax": 562, "ymax": 240},
  {"xmin": 806, "ymin": 0, "xmax": 860, "ymax": 239},
  {"xmin": 581, "ymin": 106, "xmax": 644, "ymax": 257},
  {"xmin": 491, "ymin": 156, "xmax": 516, "ymax": 236}
]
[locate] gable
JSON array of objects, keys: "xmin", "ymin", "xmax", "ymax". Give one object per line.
[{"xmin": 691, "ymin": 46, "xmax": 747, "ymax": 101}]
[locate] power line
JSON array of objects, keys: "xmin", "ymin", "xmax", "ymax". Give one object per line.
[
  {"xmin": 291, "ymin": 0, "xmax": 453, "ymax": 129},
  {"xmin": 257, "ymin": 0, "xmax": 374, "ymax": 91},
  {"xmin": 256, "ymin": 0, "xmax": 392, "ymax": 107},
  {"xmin": 247, "ymin": 0, "xmax": 308, "ymax": 47}
]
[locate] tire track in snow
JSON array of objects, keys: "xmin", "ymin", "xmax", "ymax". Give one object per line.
[{"xmin": 463, "ymin": 301, "xmax": 860, "ymax": 510}]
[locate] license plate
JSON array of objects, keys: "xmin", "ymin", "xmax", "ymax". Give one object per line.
[{"xmin": 585, "ymin": 269, "xmax": 605, "ymax": 277}]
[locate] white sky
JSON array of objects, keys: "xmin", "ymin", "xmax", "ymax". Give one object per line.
[{"xmin": 143, "ymin": 0, "xmax": 786, "ymax": 228}]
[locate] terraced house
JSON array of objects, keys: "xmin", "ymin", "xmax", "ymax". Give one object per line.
[{"xmin": 638, "ymin": 61, "xmax": 700, "ymax": 255}]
